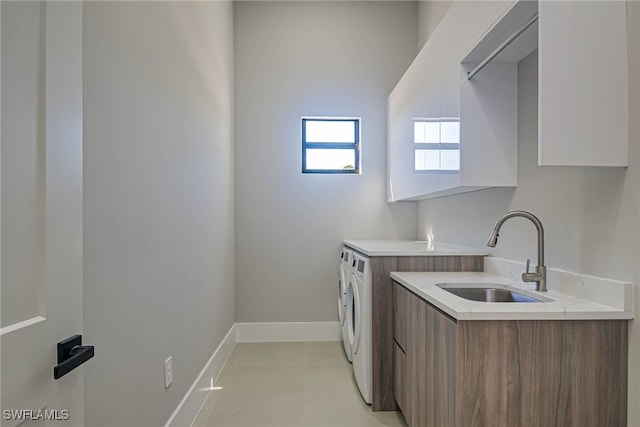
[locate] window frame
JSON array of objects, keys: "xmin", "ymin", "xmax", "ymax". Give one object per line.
[
  {"xmin": 301, "ymin": 117, "xmax": 361, "ymax": 174},
  {"xmin": 413, "ymin": 118, "xmax": 460, "ymax": 174}
]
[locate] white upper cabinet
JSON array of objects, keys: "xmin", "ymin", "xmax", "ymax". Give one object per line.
[
  {"xmin": 538, "ymin": 1, "xmax": 628, "ymax": 166},
  {"xmin": 387, "ymin": 1, "xmax": 518, "ymax": 202},
  {"xmin": 388, "ymin": 0, "xmax": 629, "ymax": 202},
  {"xmin": 387, "ymin": 27, "xmax": 442, "ymax": 201}
]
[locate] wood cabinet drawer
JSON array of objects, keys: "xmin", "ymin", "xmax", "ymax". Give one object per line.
[{"xmin": 393, "ymin": 341, "xmax": 406, "ymax": 415}]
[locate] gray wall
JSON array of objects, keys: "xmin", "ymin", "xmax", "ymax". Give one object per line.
[
  {"xmin": 234, "ymin": 1, "xmax": 418, "ymax": 323},
  {"xmin": 630, "ymin": 6, "xmax": 640, "ymax": 424},
  {"xmin": 417, "ymin": 0, "xmax": 452, "ymax": 49},
  {"xmin": 83, "ymin": 2, "xmax": 235, "ymax": 426},
  {"xmin": 416, "ymin": 4, "xmax": 640, "ymax": 422},
  {"xmin": 1, "ymin": 2, "xmax": 44, "ymax": 327}
]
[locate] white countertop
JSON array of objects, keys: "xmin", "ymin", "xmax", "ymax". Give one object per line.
[
  {"xmin": 343, "ymin": 240, "xmax": 489, "ymax": 257},
  {"xmin": 391, "ymin": 269, "xmax": 634, "ymax": 321}
]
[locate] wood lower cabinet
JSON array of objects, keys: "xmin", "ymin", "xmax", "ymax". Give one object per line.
[
  {"xmin": 371, "ymin": 255, "xmax": 484, "ymax": 411},
  {"xmin": 392, "ymin": 281, "xmax": 629, "ymax": 427},
  {"xmin": 395, "ymin": 282, "xmax": 456, "ymax": 427}
]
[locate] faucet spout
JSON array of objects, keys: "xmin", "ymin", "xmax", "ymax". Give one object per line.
[
  {"xmin": 486, "ymin": 230, "xmax": 499, "ymax": 247},
  {"xmin": 486, "ymin": 210, "xmax": 547, "ymax": 292}
]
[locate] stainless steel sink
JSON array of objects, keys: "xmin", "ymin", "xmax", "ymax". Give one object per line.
[{"xmin": 437, "ymin": 283, "xmax": 551, "ymax": 303}]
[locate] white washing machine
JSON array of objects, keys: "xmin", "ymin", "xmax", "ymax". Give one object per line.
[
  {"xmin": 347, "ymin": 251, "xmax": 372, "ymax": 404},
  {"xmin": 338, "ymin": 247, "xmax": 353, "ymax": 362}
]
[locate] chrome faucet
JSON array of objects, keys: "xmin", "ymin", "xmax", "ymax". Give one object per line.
[{"xmin": 486, "ymin": 210, "xmax": 547, "ymax": 292}]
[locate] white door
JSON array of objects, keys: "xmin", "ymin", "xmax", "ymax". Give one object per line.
[{"xmin": 1, "ymin": 2, "xmax": 84, "ymax": 426}]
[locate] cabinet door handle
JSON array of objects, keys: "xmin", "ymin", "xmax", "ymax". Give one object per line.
[{"xmin": 54, "ymin": 335, "xmax": 95, "ymax": 380}]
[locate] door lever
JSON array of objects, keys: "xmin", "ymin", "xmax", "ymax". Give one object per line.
[{"xmin": 54, "ymin": 335, "xmax": 94, "ymax": 380}]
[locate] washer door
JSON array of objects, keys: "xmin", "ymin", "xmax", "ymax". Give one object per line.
[
  {"xmin": 337, "ymin": 267, "xmax": 347, "ymax": 325},
  {"xmin": 347, "ymin": 274, "xmax": 361, "ymax": 354}
]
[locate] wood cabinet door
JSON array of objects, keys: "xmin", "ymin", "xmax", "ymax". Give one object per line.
[
  {"xmin": 392, "ymin": 283, "xmax": 411, "ymax": 416},
  {"xmin": 428, "ymin": 302, "xmax": 457, "ymax": 427},
  {"xmin": 406, "ymin": 294, "xmax": 457, "ymax": 427},
  {"xmin": 456, "ymin": 320, "xmax": 628, "ymax": 427},
  {"xmin": 404, "ymin": 292, "xmax": 424, "ymax": 427}
]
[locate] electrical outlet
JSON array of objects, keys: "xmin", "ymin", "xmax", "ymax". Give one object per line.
[{"xmin": 164, "ymin": 356, "xmax": 173, "ymax": 389}]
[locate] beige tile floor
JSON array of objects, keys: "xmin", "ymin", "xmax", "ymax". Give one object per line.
[{"xmin": 193, "ymin": 342, "xmax": 407, "ymax": 427}]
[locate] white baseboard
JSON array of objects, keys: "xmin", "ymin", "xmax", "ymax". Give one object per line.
[
  {"xmin": 166, "ymin": 321, "xmax": 341, "ymax": 427},
  {"xmin": 235, "ymin": 321, "xmax": 341, "ymax": 342},
  {"xmin": 165, "ymin": 324, "xmax": 237, "ymax": 427}
]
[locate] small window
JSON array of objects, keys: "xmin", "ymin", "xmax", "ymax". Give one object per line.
[
  {"xmin": 302, "ymin": 117, "xmax": 360, "ymax": 174},
  {"xmin": 414, "ymin": 118, "xmax": 460, "ymax": 174}
]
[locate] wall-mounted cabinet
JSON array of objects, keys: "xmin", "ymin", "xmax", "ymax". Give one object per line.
[
  {"xmin": 387, "ymin": 1, "xmax": 518, "ymax": 202},
  {"xmin": 538, "ymin": 1, "xmax": 628, "ymax": 166},
  {"xmin": 460, "ymin": 0, "xmax": 629, "ymax": 167},
  {"xmin": 388, "ymin": 0, "xmax": 629, "ymax": 202}
]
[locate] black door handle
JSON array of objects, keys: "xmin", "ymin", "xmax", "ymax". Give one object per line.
[{"xmin": 54, "ymin": 335, "xmax": 94, "ymax": 380}]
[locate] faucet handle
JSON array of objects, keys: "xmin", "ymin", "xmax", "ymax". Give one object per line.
[{"xmin": 522, "ymin": 259, "xmax": 535, "ymax": 283}]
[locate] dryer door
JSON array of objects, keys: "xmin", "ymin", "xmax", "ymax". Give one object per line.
[{"xmin": 347, "ymin": 273, "xmax": 362, "ymax": 354}]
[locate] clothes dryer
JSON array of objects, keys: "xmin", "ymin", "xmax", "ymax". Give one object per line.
[{"xmin": 338, "ymin": 247, "xmax": 353, "ymax": 362}]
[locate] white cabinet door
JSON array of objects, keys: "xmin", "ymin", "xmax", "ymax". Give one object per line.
[
  {"xmin": 388, "ymin": 38, "xmax": 441, "ymax": 202},
  {"xmin": 1, "ymin": 3, "xmax": 84, "ymax": 425},
  {"xmin": 538, "ymin": 1, "xmax": 628, "ymax": 166},
  {"xmin": 387, "ymin": 0, "xmax": 516, "ymax": 202}
]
